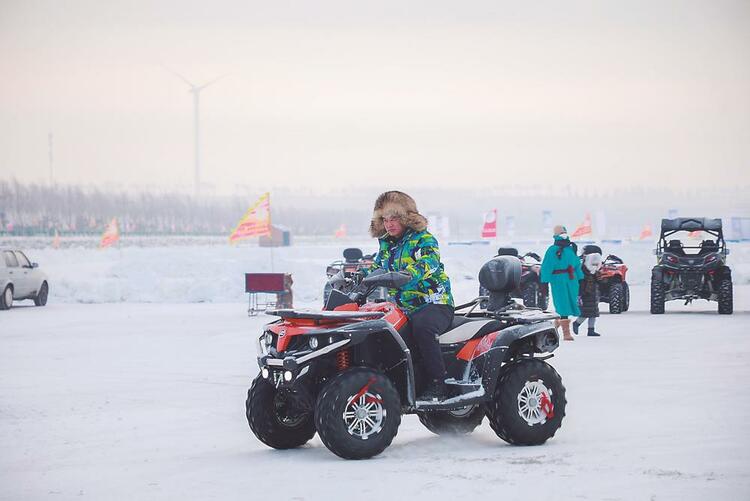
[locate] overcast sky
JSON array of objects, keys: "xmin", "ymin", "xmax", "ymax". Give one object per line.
[{"xmin": 1, "ymin": 0, "xmax": 749, "ymax": 196}]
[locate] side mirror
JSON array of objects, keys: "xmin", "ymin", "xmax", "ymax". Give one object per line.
[{"xmin": 32, "ymin": 262, "xmax": 39, "ymax": 268}]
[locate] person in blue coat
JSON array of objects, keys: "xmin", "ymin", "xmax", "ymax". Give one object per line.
[{"xmin": 540, "ymin": 225, "xmax": 583, "ymax": 341}]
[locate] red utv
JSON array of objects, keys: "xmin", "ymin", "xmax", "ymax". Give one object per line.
[{"xmin": 580, "ymin": 245, "xmax": 630, "ymax": 314}]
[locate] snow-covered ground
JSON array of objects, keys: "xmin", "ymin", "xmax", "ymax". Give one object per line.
[{"xmin": 2, "ymin": 241, "xmax": 750, "ymax": 500}]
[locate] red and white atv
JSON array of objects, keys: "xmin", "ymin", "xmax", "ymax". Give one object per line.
[{"xmin": 246, "ymin": 256, "xmax": 566, "ymax": 459}]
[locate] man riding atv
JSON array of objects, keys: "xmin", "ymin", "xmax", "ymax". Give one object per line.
[{"xmin": 365, "ymin": 191, "xmax": 454, "ymax": 402}]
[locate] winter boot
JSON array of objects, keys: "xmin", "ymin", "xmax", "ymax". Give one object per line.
[
  {"xmin": 572, "ymin": 320, "xmax": 581, "ymax": 335},
  {"xmin": 587, "ymin": 328, "xmax": 601, "ymax": 337},
  {"xmin": 560, "ymin": 319, "xmax": 574, "ymax": 341}
]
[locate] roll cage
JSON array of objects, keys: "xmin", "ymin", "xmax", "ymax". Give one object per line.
[{"xmin": 656, "ymin": 218, "xmax": 726, "ymax": 257}]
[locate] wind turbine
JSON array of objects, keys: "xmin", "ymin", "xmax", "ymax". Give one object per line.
[{"xmin": 165, "ymin": 66, "xmax": 224, "ymax": 198}]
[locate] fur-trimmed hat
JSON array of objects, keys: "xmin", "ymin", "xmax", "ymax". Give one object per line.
[{"xmin": 369, "ymin": 191, "xmax": 428, "ymax": 238}]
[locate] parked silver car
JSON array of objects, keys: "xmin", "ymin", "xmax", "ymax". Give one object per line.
[{"xmin": 0, "ymin": 249, "xmax": 49, "ymax": 310}]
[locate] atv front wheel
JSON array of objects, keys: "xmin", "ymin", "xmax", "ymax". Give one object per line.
[
  {"xmin": 650, "ymin": 275, "xmax": 665, "ymax": 314},
  {"xmin": 417, "ymin": 405, "xmax": 485, "ymax": 435},
  {"xmin": 608, "ymin": 282, "xmax": 624, "ymax": 314},
  {"xmin": 484, "ymin": 359, "xmax": 566, "ymax": 445},
  {"xmin": 718, "ymin": 277, "xmax": 733, "ymax": 315},
  {"xmin": 246, "ymin": 375, "xmax": 316, "ymax": 449},
  {"xmin": 315, "ymin": 368, "xmax": 401, "ymax": 459}
]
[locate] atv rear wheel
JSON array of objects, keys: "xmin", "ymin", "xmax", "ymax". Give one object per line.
[
  {"xmin": 650, "ymin": 275, "xmax": 665, "ymax": 314},
  {"xmin": 622, "ymin": 282, "xmax": 630, "ymax": 312},
  {"xmin": 417, "ymin": 405, "xmax": 485, "ymax": 435},
  {"xmin": 718, "ymin": 277, "xmax": 733, "ymax": 315},
  {"xmin": 484, "ymin": 359, "xmax": 565, "ymax": 445},
  {"xmin": 522, "ymin": 281, "xmax": 539, "ymax": 308},
  {"xmin": 608, "ymin": 282, "xmax": 624, "ymax": 314},
  {"xmin": 315, "ymin": 367, "xmax": 401, "ymax": 459},
  {"xmin": 246, "ymin": 375, "xmax": 316, "ymax": 449}
]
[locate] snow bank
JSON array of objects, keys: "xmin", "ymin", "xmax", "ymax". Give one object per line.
[{"xmin": 10, "ymin": 238, "xmax": 750, "ymax": 304}]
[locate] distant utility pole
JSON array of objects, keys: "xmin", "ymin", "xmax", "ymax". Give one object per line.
[
  {"xmin": 164, "ymin": 66, "xmax": 224, "ymax": 199},
  {"xmin": 48, "ymin": 132, "xmax": 54, "ymax": 185}
]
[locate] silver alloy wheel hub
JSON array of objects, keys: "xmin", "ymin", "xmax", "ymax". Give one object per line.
[
  {"xmin": 343, "ymin": 391, "xmax": 385, "ymax": 440},
  {"xmin": 517, "ymin": 379, "xmax": 553, "ymax": 426}
]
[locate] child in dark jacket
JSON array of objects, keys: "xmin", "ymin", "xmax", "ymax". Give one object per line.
[{"xmin": 573, "ymin": 253, "xmax": 603, "ymax": 336}]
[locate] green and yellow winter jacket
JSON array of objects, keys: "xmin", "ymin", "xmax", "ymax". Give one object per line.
[{"xmin": 368, "ymin": 229, "xmax": 454, "ymax": 314}]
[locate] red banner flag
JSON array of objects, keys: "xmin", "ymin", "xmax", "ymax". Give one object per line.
[
  {"xmin": 639, "ymin": 224, "xmax": 653, "ymax": 241},
  {"xmin": 481, "ymin": 209, "xmax": 497, "ymax": 238},
  {"xmin": 99, "ymin": 218, "xmax": 120, "ymax": 249},
  {"xmin": 229, "ymin": 193, "xmax": 272, "ymax": 243},
  {"xmin": 334, "ymin": 224, "xmax": 347, "ymax": 239},
  {"xmin": 571, "ymin": 214, "xmax": 592, "ymax": 239}
]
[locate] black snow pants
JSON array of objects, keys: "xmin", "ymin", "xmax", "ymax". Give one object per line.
[{"xmin": 405, "ymin": 304, "xmax": 454, "ymax": 382}]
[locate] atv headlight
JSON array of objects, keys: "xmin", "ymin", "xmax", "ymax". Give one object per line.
[
  {"xmin": 264, "ymin": 332, "xmax": 274, "ymax": 347},
  {"xmin": 309, "ymin": 337, "xmax": 319, "ymax": 349}
]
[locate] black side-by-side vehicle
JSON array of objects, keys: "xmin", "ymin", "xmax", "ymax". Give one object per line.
[{"xmin": 650, "ymin": 217, "xmax": 732, "ymax": 314}]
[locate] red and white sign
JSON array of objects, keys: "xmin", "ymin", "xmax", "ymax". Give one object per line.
[{"xmin": 481, "ymin": 209, "xmax": 497, "ymax": 239}]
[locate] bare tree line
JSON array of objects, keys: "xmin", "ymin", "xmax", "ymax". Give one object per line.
[{"xmin": 1, "ymin": 179, "xmax": 748, "ymax": 238}]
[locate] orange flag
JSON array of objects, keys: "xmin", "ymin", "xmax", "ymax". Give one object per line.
[
  {"xmin": 639, "ymin": 225, "xmax": 653, "ymax": 241},
  {"xmin": 334, "ymin": 224, "xmax": 347, "ymax": 238},
  {"xmin": 229, "ymin": 192, "xmax": 272, "ymax": 243},
  {"xmin": 99, "ymin": 218, "xmax": 120, "ymax": 248},
  {"xmin": 571, "ymin": 214, "xmax": 592, "ymax": 239}
]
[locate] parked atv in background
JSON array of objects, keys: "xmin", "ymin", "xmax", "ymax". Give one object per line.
[
  {"xmin": 479, "ymin": 248, "xmax": 549, "ymax": 309},
  {"xmin": 247, "ymin": 256, "xmax": 566, "ymax": 459},
  {"xmin": 580, "ymin": 245, "xmax": 630, "ymax": 314},
  {"xmin": 650, "ymin": 217, "xmax": 732, "ymax": 314},
  {"xmin": 322, "ymin": 247, "xmax": 388, "ymax": 305}
]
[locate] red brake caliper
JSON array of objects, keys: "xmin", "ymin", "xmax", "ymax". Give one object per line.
[{"xmin": 540, "ymin": 392, "xmax": 554, "ymax": 419}]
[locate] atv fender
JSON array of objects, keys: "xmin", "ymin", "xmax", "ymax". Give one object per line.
[
  {"xmin": 717, "ymin": 266, "xmax": 732, "ymax": 280},
  {"xmin": 481, "ymin": 322, "xmax": 559, "ymax": 398}
]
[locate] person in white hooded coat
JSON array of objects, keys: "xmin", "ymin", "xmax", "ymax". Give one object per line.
[{"xmin": 573, "ymin": 252, "xmax": 603, "ymax": 337}]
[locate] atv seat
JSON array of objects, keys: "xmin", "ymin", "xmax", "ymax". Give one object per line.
[
  {"xmin": 666, "ymin": 240, "xmax": 685, "ymax": 256},
  {"xmin": 439, "ymin": 318, "xmax": 503, "ymax": 344},
  {"xmin": 698, "ymin": 240, "xmax": 719, "ymax": 255}
]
